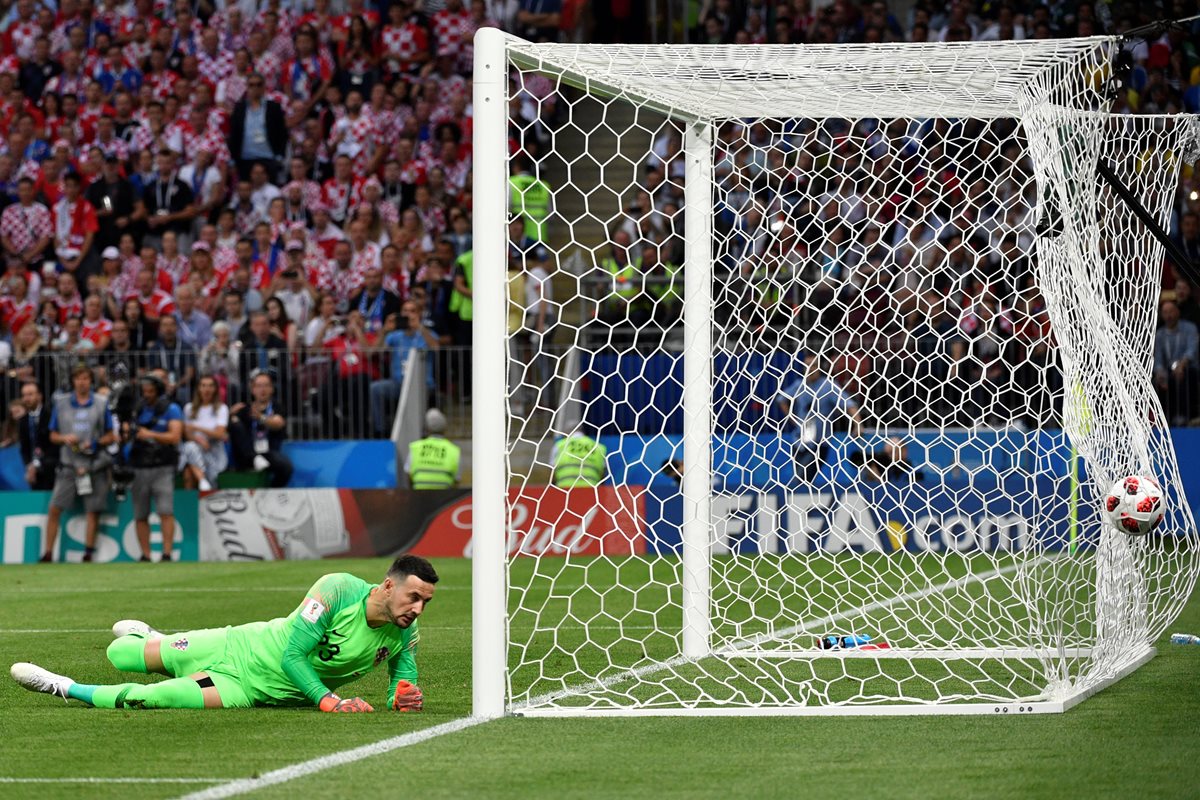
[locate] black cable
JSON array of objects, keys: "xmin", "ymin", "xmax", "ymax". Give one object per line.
[{"xmin": 1095, "ymin": 158, "xmax": 1200, "ymax": 286}]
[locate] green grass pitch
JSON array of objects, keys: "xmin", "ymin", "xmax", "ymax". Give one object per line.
[{"xmin": 1, "ymin": 557, "xmax": 1197, "ymax": 799}]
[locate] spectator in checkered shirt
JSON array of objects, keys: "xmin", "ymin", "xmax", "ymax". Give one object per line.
[{"xmin": 1, "ymin": 178, "xmax": 52, "ymax": 268}]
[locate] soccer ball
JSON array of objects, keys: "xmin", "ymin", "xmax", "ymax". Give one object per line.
[{"xmin": 1103, "ymin": 475, "xmax": 1166, "ymax": 536}]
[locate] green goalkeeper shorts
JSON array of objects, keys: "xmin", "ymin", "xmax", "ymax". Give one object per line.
[{"xmin": 159, "ymin": 627, "xmax": 253, "ymax": 709}]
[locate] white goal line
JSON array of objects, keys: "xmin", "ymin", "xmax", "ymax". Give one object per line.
[
  {"xmin": 722, "ymin": 647, "xmax": 1095, "ymax": 660},
  {"xmin": 515, "ymin": 555, "xmax": 1053, "ymax": 711},
  {"xmin": 0, "ymin": 778, "xmax": 225, "ymax": 784}
]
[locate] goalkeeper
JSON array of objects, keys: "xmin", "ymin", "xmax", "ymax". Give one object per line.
[{"xmin": 10, "ymin": 555, "xmax": 437, "ymax": 713}]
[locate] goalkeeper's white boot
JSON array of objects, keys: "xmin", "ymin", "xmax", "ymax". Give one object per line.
[
  {"xmin": 112, "ymin": 620, "xmax": 162, "ymax": 640},
  {"xmin": 10, "ymin": 662, "xmax": 74, "ymax": 699}
]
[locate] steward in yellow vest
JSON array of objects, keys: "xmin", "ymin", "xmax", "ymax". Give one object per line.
[
  {"xmin": 406, "ymin": 409, "xmax": 461, "ymax": 490},
  {"xmin": 509, "ymin": 156, "xmax": 552, "ymax": 241},
  {"xmin": 552, "ymin": 433, "xmax": 608, "ymax": 488}
]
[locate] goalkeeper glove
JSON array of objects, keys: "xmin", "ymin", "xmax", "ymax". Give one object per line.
[
  {"xmin": 319, "ymin": 693, "xmax": 374, "ymax": 713},
  {"xmin": 391, "ymin": 680, "xmax": 423, "ymax": 712}
]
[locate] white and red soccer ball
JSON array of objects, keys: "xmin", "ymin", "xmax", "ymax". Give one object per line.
[{"xmin": 1103, "ymin": 475, "xmax": 1166, "ymax": 536}]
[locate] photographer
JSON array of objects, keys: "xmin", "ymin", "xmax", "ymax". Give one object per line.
[
  {"xmin": 124, "ymin": 373, "xmax": 183, "ymax": 562},
  {"xmin": 43, "ymin": 364, "xmax": 116, "ymax": 563},
  {"xmin": 229, "ymin": 370, "xmax": 292, "ymax": 488}
]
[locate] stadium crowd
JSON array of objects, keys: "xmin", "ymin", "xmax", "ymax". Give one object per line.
[
  {"xmin": 0, "ymin": 0, "xmax": 556, "ymax": 460},
  {"xmin": 592, "ymin": 0, "xmax": 1200, "ymax": 431},
  {"xmin": 0, "ymin": 0, "xmax": 1195, "ymax": 503}
]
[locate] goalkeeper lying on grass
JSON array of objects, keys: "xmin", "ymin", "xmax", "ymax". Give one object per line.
[{"xmin": 10, "ymin": 555, "xmax": 436, "ymax": 713}]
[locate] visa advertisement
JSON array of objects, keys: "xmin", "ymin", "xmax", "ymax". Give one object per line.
[{"xmin": 0, "ymin": 491, "xmax": 200, "ymax": 564}]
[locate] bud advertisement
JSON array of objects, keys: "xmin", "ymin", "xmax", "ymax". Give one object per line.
[
  {"xmin": 197, "ymin": 486, "xmax": 649, "ymax": 561},
  {"xmin": 409, "ymin": 486, "xmax": 648, "ymax": 558}
]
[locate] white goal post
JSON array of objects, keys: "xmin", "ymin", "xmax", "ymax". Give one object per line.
[{"xmin": 472, "ymin": 27, "xmax": 1200, "ymax": 717}]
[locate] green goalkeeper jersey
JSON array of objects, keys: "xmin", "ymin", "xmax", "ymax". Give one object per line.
[{"xmin": 224, "ymin": 572, "xmax": 419, "ymax": 707}]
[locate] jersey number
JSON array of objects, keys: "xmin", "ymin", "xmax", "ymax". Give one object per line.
[{"xmin": 317, "ymin": 634, "xmax": 341, "ymax": 662}]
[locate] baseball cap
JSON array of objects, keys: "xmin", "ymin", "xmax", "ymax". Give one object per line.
[
  {"xmin": 191, "ymin": 241, "xmax": 211, "ymax": 252},
  {"xmin": 101, "ymin": 246, "xmax": 119, "ymax": 260},
  {"xmin": 285, "ymin": 240, "xmax": 304, "ymax": 252}
]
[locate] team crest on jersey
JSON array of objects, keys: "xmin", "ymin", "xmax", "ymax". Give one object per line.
[
  {"xmin": 172, "ymin": 638, "xmax": 189, "ymax": 651},
  {"xmin": 374, "ymin": 647, "xmax": 390, "ymax": 666}
]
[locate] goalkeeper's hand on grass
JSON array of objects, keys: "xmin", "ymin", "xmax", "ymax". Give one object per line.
[
  {"xmin": 391, "ymin": 680, "xmax": 423, "ymax": 712},
  {"xmin": 319, "ymin": 693, "xmax": 374, "ymax": 713}
]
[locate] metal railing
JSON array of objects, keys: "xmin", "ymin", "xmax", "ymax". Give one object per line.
[{"xmin": 15, "ymin": 344, "xmax": 483, "ymax": 442}]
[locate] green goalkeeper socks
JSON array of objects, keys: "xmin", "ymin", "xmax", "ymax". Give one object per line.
[
  {"xmin": 66, "ymin": 683, "xmax": 97, "ymax": 705},
  {"xmin": 74, "ymin": 679, "xmax": 207, "ymax": 709},
  {"xmin": 106, "ymin": 635, "xmax": 148, "ymax": 674}
]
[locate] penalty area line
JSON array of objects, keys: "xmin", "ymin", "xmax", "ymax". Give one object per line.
[{"xmin": 172, "ymin": 716, "xmax": 488, "ymax": 800}]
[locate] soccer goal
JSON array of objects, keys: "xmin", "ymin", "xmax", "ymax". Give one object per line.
[{"xmin": 471, "ymin": 27, "xmax": 1200, "ymax": 716}]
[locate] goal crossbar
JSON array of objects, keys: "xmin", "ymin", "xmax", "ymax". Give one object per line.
[{"xmin": 505, "ymin": 36, "xmax": 1116, "ymax": 120}]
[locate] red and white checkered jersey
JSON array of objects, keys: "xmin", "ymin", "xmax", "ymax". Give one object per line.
[
  {"xmin": 379, "ymin": 22, "xmax": 429, "ymax": 73},
  {"xmin": 432, "ymin": 8, "xmax": 472, "ymax": 55},
  {"xmin": 0, "ymin": 202, "xmax": 53, "ymax": 254},
  {"xmin": 91, "ymin": 135, "xmax": 130, "ymax": 163},
  {"xmin": 253, "ymin": 50, "xmax": 283, "ymax": 90},
  {"xmin": 181, "ymin": 125, "xmax": 233, "ymax": 167},
  {"xmin": 309, "ymin": 261, "xmax": 365, "ymax": 306},
  {"xmin": 7, "ymin": 20, "xmax": 38, "ymax": 60},
  {"xmin": 198, "ymin": 48, "xmax": 236, "ymax": 86},
  {"xmin": 144, "ymin": 70, "xmax": 179, "ymax": 101},
  {"xmin": 267, "ymin": 33, "xmax": 295, "ymax": 65},
  {"xmin": 331, "ymin": 113, "xmax": 378, "ymax": 175},
  {"xmin": 284, "ymin": 179, "xmax": 323, "ymax": 210},
  {"xmin": 124, "ymin": 40, "xmax": 151, "ymax": 68},
  {"xmin": 383, "ymin": 265, "xmax": 410, "ymax": 299},
  {"xmin": 158, "ymin": 254, "xmax": 190, "ymax": 287},
  {"xmin": 350, "ymin": 242, "xmax": 381, "ymax": 274},
  {"xmin": 321, "ymin": 178, "xmax": 364, "ymax": 223},
  {"xmin": 217, "ymin": 74, "xmax": 248, "ymax": 107}
]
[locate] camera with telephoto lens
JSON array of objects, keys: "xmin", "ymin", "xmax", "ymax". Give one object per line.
[{"xmin": 106, "ymin": 363, "xmax": 140, "ymax": 500}]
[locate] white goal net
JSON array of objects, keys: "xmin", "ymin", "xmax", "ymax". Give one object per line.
[{"xmin": 471, "ymin": 29, "xmax": 1200, "ymax": 716}]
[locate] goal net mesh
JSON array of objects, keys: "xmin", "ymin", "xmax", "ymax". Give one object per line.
[{"xmin": 492, "ymin": 36, "xmax": 1200, "ymax": 712}]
